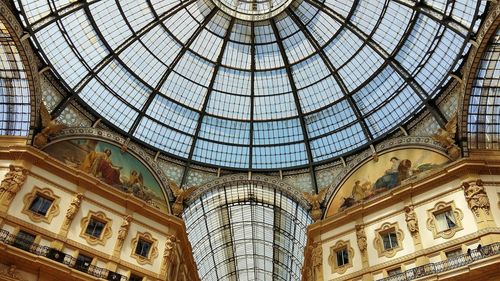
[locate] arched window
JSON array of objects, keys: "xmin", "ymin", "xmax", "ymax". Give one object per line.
[
  {"xmin": 467, "ymin": 27, "xmax": 500, "ymax": 150},
  {"xmin": 0, "ymin": 18, "xmax": 30, "ymax": 136}
]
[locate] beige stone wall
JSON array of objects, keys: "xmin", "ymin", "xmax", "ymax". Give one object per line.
[
  {"xmin": 306, "ymin": 158, "xmax": 500, "ymax": 281},
  {"xmin": 0, "ymin": 144, "xmax": 199, "ymax": 281}
]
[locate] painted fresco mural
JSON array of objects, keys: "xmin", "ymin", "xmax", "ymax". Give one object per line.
[
  {"xmin": 326, "ymin": 148, "xmax": 450, "ymax": 217},
  {"xmin": 44, "ymin": 139, "xmax": 168, "ymax": 212}
]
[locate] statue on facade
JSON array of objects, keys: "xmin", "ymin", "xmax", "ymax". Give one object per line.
[
  {"xmin": 161, "ymin": 235, "xmax": 177, "ymax": 276},
  {"xmin": 311, "ymin": 242, "xmax": 323, "ymax": 281},
  {"xmin": 0, "ymin": 165, "xmax": 28, "ymax": 206},
  {"xmin": 115, "ymin": 215, "xmax": 132, "ymax": 251},
  {"xmin": 33, "ymin": 103, "xmax": 65, "ymax": 148},
  {"xmin": 355, "ymin": 224, "xmax": 367, "ymax": 253},
  {"xmin": 63, "ymin": 193, "xmax": 83, "ymax": 229},
  {"xmin": 463, "ymin": 179, "xmax": 490, "ymax": 216},
  {"xmin": 404, "ymin": 205, "xmax": 419, "ymax": 236},
  {"xmin": 303, "ymin": 189, "xmax": 327, "ymax": 222},
  {"xmin": 170, "ymin": 183, "xmax": 195, "ymax": 217},
  {"xmin": 432, "ymin": 113, "xmax": 460, "ymax": 160}
]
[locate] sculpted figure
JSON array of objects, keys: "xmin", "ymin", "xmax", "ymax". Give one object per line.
[
  {"xmin": 161, "ymin": 235, "xmax": 177, "ymax": 276},
  {"xmin": 355, "ymin": 224, "xmax": 367, "ymax": 253},
  {"xmin": 463, "ymin": 179, "xmax": 490, "ymax": 216},
  {"xmin": 310, "ymin": 243, "xmax": 323, "ymax": 281},
  {"xmin": 115, "ymin": 215, "xmax": 133, "ymax": 251},
  {"xmin": 33, "ymin": 103, "xmax": 65, "ymax": 148},
  {"xmin": 303, "ymin": 189, "xmax": 327, "ymax": 222},
  {"xmin": 63, "ymin": 193, "xmax": 83, "ymax": 228},
  {"xmin": 404, "ymin": 205, "xmax": 419, "ymax": 236},
  {"xmin": 0, "ymin": 165, "xmax": 28, "ymax": 205},
  {"xmin": 170, "ymin": 183, "xmax": 195, "ymax": 217}
]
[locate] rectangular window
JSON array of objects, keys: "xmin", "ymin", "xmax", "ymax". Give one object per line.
[
  {"xmin": 85, "ymin": 218, "xmax": 106, "ymax": 238},
  {"xmin": 382, "ymin": 231, "xmax": 398, "ymax": 250},
  {"xmin": 445, "ymin": 248, "xmax": 462, "ymax": 259},
  {"xmin": 75, "ymin": 253, "xmax": 93, "ymax": 273},
  {"xmin": 28, "ymin": 195, "xmax": 53, "ymax": 216},
  {"xmin": 336, "ymin": 248, "xmax": 349, "ymax": 267},
  {"xmin": 435, "ymin": 210, "xmax": 457, "ymax": 232},
  {"xmin": 13, "ymin": 230, "xmax": 36, "ymax": 252},
  {"xmin": 129, "ymin": 274, "xmax": 143, "ymax": 281},
  {"xmin": 135, "ymin": 238, "xmax": 152, "ymax": 258},
  {"xmin": 387, "ymin": 267, "xmax": 402, "ymax": 277}
]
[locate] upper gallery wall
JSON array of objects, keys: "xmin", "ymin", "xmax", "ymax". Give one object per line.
[{"xmin": 13, "ymin": 0, "xmax": 487, "ymax": 170}]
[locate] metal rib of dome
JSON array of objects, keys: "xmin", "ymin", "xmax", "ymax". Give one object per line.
[{"xmin": 15, "ymin": 0, "xmax": 486, "ymax": 170}]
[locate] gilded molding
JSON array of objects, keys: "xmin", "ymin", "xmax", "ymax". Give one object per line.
[
  {"xmin": 130, "ymin": 231, "xmax": 159, "ymax": 265},
  {"xmin": 328, "ymin": 240, "xmax": 354, "ymax": 275},
  {"xmin": 426, "ymin": 201, "xmax": 464, "ymax": 240},
  {"xmin": 79, "ymin": 210, "xmax": 112, "ymax": 246},
  {"xmin": 373, "ymin": 222, "xmax": 404, "ymax": 258},
  {"xmin": 21, "ymin": 186, "xmax": 60, "ymax": 224}
]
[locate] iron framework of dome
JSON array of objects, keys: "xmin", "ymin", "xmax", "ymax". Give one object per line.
[{"xmin": 14, "ymin": 0, "xmax": 486, "ymax": 171}]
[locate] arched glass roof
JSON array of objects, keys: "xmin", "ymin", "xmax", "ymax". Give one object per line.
[
  {"xmin": 183, "ymin": 180, "xmax": 312, "ymax": 281},
  {"xmin": 15, "ymin": 0, "xmax": 486, "ymax": 170}
]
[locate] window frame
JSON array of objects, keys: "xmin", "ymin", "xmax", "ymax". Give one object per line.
[
  {"xmin": 79, "ymin": 210, "xmax": 112, "ymax": 246},
  {"xmin": 328, "ymin": 240, "xmax": 354, "ymax": 274},
  {"xmin": 426, "ymin": 201, "xmax": 464, "ymax": 239},
  {"xmin": 130, "ymin": 232, "xmax": 158, "ymax": 265},
  {"xmin": 22, "ymin": 187, "xmax": 60, "ymax": 224},
  {"xmin": 374, "ymin": 222, "xmax": 404, "ymax": 258}
]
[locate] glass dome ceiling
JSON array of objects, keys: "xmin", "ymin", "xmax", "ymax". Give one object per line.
[{"xmin": 15, "ymin": 0, "xmax": 485, "ymax": 170}]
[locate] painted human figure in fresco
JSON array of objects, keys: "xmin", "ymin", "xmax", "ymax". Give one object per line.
[
  {"xmin": 374, "ymin": 157, "xmax": 412, "ymax": 190},
  {"xmin": 79, "ymin": 148, "xmax": 122, "ymax": 186}
]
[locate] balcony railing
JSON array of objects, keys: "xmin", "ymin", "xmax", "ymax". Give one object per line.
[
  {"xmin": 378, "ymin": 242, "xmax": 500, "ymax": 281},
  {"xmin": 0, "ymin": 229, "xmax": 127, "ymax": 281}
]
